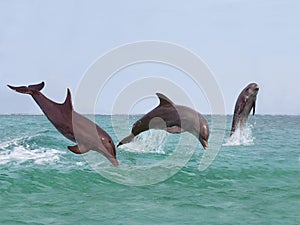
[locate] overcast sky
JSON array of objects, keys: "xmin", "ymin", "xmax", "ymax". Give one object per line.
[{"xmin": 1, "ymin": 0, "xmax": 299, "ymax": 115}]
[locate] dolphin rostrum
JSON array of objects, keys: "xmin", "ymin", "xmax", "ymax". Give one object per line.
[
  {"xmin": 230, "ymin": 83, "xmax": 259, "ymax": 136},
  {"xmin": 117, "ymin": 93, "xmax": 209, "ymax": 149},
  {"xmin": 8, "ymin": 82, "xmax": 118, "ymax": 166}
]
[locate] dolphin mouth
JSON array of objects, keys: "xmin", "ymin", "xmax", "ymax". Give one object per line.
[
  {"xmin": 117, "ymin": 134, "xmax": 135, "ymax": 147},
  {"xmin": 117, "ymin": 142, "xmax": 122, "ymax": 147},
  {"xmin": 109, "ymin": 157, "xmax": 119, "ymax": 167},
  {"xmin": 202, "ymin": 140, "xmax": 209, "ymax": 150}
]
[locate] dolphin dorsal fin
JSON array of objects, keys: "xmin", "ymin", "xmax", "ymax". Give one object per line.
[
  {"xmin": 63, "ymin": 89, "xmax": 73, "ymax": 112},
  {"xmin": 156, "ymin": 93, "xmax": 174, "ymax": 106}
]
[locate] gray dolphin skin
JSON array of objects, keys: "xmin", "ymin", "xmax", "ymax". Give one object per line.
[
  {"xmin": 8, "ymin": 82, "xmax": 118, "ymax": 167},
  {"xmin": 230, "ymin": 83, "xmax": 259, "ymax": 136},
  {"xmin": 117, "ymin": 93, "xmax": 210, "ymax": 149}
]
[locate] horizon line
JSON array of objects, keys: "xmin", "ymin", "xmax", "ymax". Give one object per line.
[{"xmin": 0, "ymin": 113, "xmax": 299, "ymax": 116}]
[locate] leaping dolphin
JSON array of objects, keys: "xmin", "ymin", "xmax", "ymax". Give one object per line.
[
  {"xmin": 8, "ymin": 82, "xmax": 118, "ymax": 166},
  {"xmin": 230, "ymin": 83, "xmax": 259, "ymax": 136},
  {"xmin": 117, "ymin": 93, "xmax": 209, "ymax": 149}
]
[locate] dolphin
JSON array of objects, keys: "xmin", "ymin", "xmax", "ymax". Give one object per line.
[
  {"xmin": 117, "ymin": 93, "xmax": 209, "ymax": 149},
  {"xmin": 8, "ymin": 82, "xmax": 118, "ymax": 166},
  {"xmin": 230, "ymin": 83, "xmax": 259, "ymax": 136}
]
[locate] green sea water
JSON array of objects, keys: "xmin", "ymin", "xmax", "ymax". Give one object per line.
[{"xmin": 0, "ymin": 115, "xmax": 299, "ymax": 225}]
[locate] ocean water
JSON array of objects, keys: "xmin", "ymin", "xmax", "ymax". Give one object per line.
[{"xmin": 0, "ymin": 115, "xmax": 299, "ymax": 225}]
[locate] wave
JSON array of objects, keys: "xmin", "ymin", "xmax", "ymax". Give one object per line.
[
  {"xmin": 118, "ymin": 130, "xmax": 167, "ymax": 154},
  {"xmin": 223, "ymin": 124, "xmax": 255, "ymax": 146}
]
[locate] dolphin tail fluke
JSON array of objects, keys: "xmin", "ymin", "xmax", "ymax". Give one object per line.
[{"xmin": 7, "ymin": 82, "xmax": 45, "ymax": 94}]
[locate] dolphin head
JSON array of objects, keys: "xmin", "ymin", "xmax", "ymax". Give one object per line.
[
  {"xmin": 245, "ymin": 83, "xmax": 259, "ymax": 97},
  {"xmin": 99, "ymin": 136, "xmax": 118, "ymax": 167}
]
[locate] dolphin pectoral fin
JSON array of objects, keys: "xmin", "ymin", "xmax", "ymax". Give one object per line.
[
  {"xmin": 166, "ymin": 126, "xmax": 184, "ymax": 134},
  {"xmin": 117, "ymin": 134, "xmax": 135, "ymax": 147},
  {"xmin": 252, "ymin": 101, "xmax": 256, "ymax": 115},
  {"xmin": 67, "ymin": 144, "xmax": 89, "ymax": 154}
]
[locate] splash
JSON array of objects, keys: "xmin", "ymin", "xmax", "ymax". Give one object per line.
[
  {"xmin": 223, "ymin": 124, "xmax": 255, "ymax": 146},
  {"xmin": 118, "ymin": 130, "xmax": 167, "ymax": 154}
]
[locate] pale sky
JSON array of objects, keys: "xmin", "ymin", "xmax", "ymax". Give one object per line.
[{"xmin": 1, "ymin": 0, "xmax": 299, "ymax": 115}]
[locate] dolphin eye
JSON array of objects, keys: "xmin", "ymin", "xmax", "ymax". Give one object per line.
[{"xmin": 109, "ymin": 140, "xmax": 112, "ymax": 143}]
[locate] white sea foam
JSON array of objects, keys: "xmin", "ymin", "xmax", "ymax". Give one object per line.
[
  {"xmin": 0, "ymin": 146, "xmax": 62, "ymax": 165},
  {"xmin": 0, "ymin": 137, "xmax": 24, "ymax": 149},
  {"xmin": 223, "ymin": 124, "xmax": 255, "ymax": 146},
  {"xmin": 0, "ymin": 136, "xmax": 65, "ymax": 166},
  {"xmin": 118, "ymin": 130, "xmax": 167, "ymax": 154}
]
